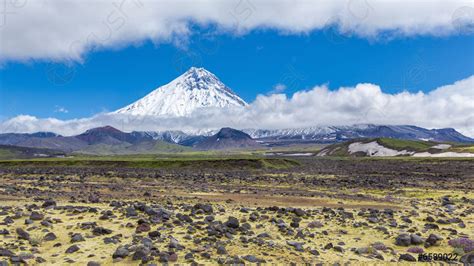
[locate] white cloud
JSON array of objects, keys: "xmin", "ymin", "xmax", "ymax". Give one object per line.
[
  {"xmin": 0, "ymin": 0, "xmax": 473, "ymax": 62},
  {"xmin": 54, "ymin": 106, "xmax": 69, "ymax": 113},
  {"xmin": 1, "ymin": 75, "xmax": 473, "ymax": 137}
]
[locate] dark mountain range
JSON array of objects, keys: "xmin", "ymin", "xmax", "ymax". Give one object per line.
[
  {"xmin": 127, "ymin": 125, "xmax": 474, "ymax": 148},
  {"xmin": 12, "ymin": 136, "xmax": 86, "ymax": 153},
  {"xmin": 194, "ymin": 127, "xmax": 261, "ymax": 150},
  {"xmin": 0, "ymin": 132, "xmax": 85, "ymax": 152},
  {"xmin": 0, "ymin": 126, "xmax": 181, "ymax": 154},
  {"xmin": 0, "ymin": 124, "xmax": 472, "ymax": 154},
  {"xmin": 76, "ymin": 126, "xmax": 148, "ymax": 145},
  {"xmin": 243, "ymin": 124, "xmax": 474, "ymax": 146}
]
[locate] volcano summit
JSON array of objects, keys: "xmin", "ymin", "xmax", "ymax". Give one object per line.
[{"xmin": 114, "ymin": 67, "xmax": 247, "ymax": 117}]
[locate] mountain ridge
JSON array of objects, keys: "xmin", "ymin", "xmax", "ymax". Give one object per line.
[
  {"xmin": 242, "ymin": 124, "xmax": 474, "ymax": 145},
  {"xmin": 0, "ymin": 124, "xmax": 473, "ymax": 155},
  {"xmin": 194, "ymin": 127, "xmax": 261, "ymax": 150},
  {"xmin": 317, "ymin": 138, "xmax": 474, "ymax": 157}
]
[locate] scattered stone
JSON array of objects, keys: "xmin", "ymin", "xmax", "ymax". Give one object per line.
[
  {"xmin": 103, "ymin": 237, "xmax": 119, "ymax": 244},
  {"xmin": 92, "ymin": 227, "xmax": 112, "ymax": 236},
  {"xmin": 217, "ymin": 245, "xmax": 227, "ymax": 255},
  {"xmin": 30, "ymin": 211, "xmax": 44, "ymax": 221},
  {"xmin": 71, "ymin": 233, "xmax": 85, "ymax": 243},
  {"xmin": 460, "ymin": 254, "xmax": 474, "ymax": 264},
  {"xmin": 424, "ymin": 234, "xmax": 442, "ymax": 248},
  {"xmin": 287, "ymin": 241, "xmax": 304, "ymax": 252},
  {"xmin": 132, "ymin": 246, "xmax": 150, "ymax": 261},
  {"xmin": 148, "ymin": 230, "xmax": 160, "ymax": 238},
  {"xmin": 399, "ymin": 253, "xmax": 416, "ymax": 262},
  {"xmin": 65, "ymin": 245, "xmax": 80, "ymax": 254},
  {"xmin": 410, "ymin": 234, "xmax": 424, "ymax": 245},
  {"xmin": 294, "ymin": 209, "xmax": 305, "ymax": 217},
  {"xmin": 324, "ymin": 243, "xmax": 333, "ymax": 250},
  {"xmin": 112, "ymin": 247, "xmax": 129, "ymax": 259},
  {"xmin": 368, "ymin": 217, "xmax": 378, "ymax": 223},
  {"xmin": 309, "ymin": 249, "xmax": 320, "ymax": 256},
  {"xmin": 169, "ymin": 253, "xmax": 178, "ymax": 262},
  {"xmin": 42, "ymin": 200, "xmax": 57, "ymax": 209},
  {"xmin": 307, "ymin": 221, "xmax": 324, "ymax": 228},
  {"xmin": 136, "ymin": 223, "xmax": 151, "ymax": 233},
  {"xmin": 16, "ymin": 228, "xmax": 30, "ymax": 240},
  {"xmin": 169, "ymin": 237, "xmax": 179, "ymax": 249},
  {"xmin": 424, "ymin": 223, "xmax": 439, "ymax": 230},
  {"xmin": 425, "ymin": 216, "xmax": 435, "ymax": 222},
  {"xmin": 201, "ymin": 252, "xmax": 211, "ymax": 259},
  {"xmin": 290, "ymin": 221, "xmax": 299, "ymax": 228},
  {"xmin": 194, "ymin": 203, "xmax": 213, "ymax": 214},
  {"xmin": 355, "ymin": 247, "xmax": 370, "ymax": 255},
  {"xmin": 184, "ymin": 253, "xmax": 194, "ymax": 261},
  {"xmin": 372, "ymin": 242, "xmax": 387, "ymax": 251},
  {"xmin": 44, "ymin": 232, "xmax": 57, "ymax": 241},
  {"xmin": 0, "ymin": 248, "xmax": 15, "ymax": 257},
  {"xmin": 395, "ymin": 234, "xmax": 411, "ymax": 246},
  {"xmin": 242, "ymin": 255, "xmax": 265, "ymax": 263},
  {"xmin": 225, "ymin": 216, "xmax": 240, "ymax": 229}
]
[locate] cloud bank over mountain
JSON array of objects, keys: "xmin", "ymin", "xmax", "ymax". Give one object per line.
[
  {"xmin": 1, "ymin": 0, "xmax": 473, "ymax": 62},
  {"xmin": 1, "ymin": 75, "xmax": 473, "ymax": 137}
]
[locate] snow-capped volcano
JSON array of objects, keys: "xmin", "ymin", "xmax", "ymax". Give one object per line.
[{"xmin": 114, "ymin": 67, "xmax": 247, "ymax": 117}]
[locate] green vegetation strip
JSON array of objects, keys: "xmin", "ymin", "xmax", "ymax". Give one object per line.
[
  {"xmin": 0, "ymin": 158, "xmax": 299, "ymax": 170},
  {"xmin": 0, "ymin": 149, "xmax": 17, "ymax": 159},
  {"xmin": 376, "ymin": 138, "xmax": 437, "ymax": 152}
]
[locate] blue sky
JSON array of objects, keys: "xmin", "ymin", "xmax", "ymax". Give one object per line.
[
  {"xmin": 1, "ymin": 1, "xmax": 474, "ymax": 136},
  {"xmin": 1, "ymin": 29, "xmax": 473, "ymax": 120}
]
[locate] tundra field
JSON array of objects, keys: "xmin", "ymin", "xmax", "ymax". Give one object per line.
[{"xmin": 0, "ymin": 155, "xmax": 473, "ymax": 265}]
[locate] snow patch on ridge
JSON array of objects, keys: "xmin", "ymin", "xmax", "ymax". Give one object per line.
[
  {"xmin": 431, "ymin": 144, "xmax": 451, "ymax": 150},
  {"xmin": 348, "ymin": 141, "xmax": 414, "ymax": 157},
  {"xmin": 413, "ymin": 152, "xmax": 474, "ymax": 157},
  {"xmin": 347, "ymin": 141, "xmax": 473, "ymax": 157}
]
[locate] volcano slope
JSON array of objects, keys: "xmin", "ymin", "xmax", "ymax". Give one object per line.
[{"xmin": 0, "ymin": 156, "xmax": 473, "ymax": 264}]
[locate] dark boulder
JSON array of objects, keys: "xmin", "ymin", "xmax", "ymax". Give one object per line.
[
  {"xmin": 42, "ymin": 200, "xmax": 56, "ymax": 209},
  {"xmin": 44, "ymin": 232, "xmax": 57, "ymax": 241},
  {"xmin": 112, "ymin": 247, "xmax": 129, "ymax": 259},
  {"xmin": 92, "ymin": 227, "xmax": 112, "ymax": 236},
  {"xmin": 16, "ymin": 228, "xmax": 30, "ymax": 240},
  {"xmin": 399, "ymin": 254, "xmax": 416, "ymax": 262},
  {"xmin": 395, "ymin": 234, "xmax": 411, "ymax": 246},
  {"xmin": 225, "ymin": 217, "xmax": 240, "ymax": 229},
  {"xmin": 65, "ymin": 245, "xmax": 80, "ymax": 254},
  {"xmin": 30, "ymin": 211, "xmax": 44, "ymax": 221}
]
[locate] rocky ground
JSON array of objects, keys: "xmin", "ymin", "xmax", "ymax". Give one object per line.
[{"xmin": 0, "ymin": 157, "xmax": 473, "ymax": 265}]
